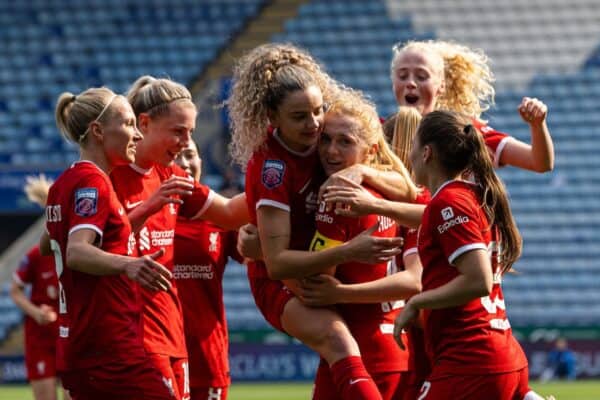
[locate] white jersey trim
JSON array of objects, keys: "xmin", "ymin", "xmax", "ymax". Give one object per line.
[
  {"xmin": 403, "ymin": 247, "xmax": 418, "ymax": 257},
  {"xmin": 69, "ymin": 224, "xmax": 102, "ymax": 243},
  {"xmin": 192, "ymin": 189, "xmax": 216, "ymax": 219},
  {"xmin": 448, "ymin": 243, "xmax": 487, "ymax": 264},
  {"xmin": 12, "ymin": 272, "xmax": 25, "ymax": 287},
  {"xmin": 493, "ymin": 136, "xmax": 514, "ymax": 168},
  {"xmin": 257, "ymin": 199, "xmax": 291, "ymax": 212},
  {"xmin": 128, "ymin": 163, "xmax": 154, "ymax": 175}
]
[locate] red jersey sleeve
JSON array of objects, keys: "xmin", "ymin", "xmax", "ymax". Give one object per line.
[
  {"xmin": 473, "ymin": 119, "xmax": 513, "ymax": 168},
  {"xmin": 165, "ymin": 164, "xmax": 214, "ymax": 219},
  {"xmin": 430, "ymin": 190, "xmax": 488, "ymax": 265},
  {"xmin": 68, "ymin": 174, "xmax": 113, "ymax": 242},
  {"xmin": 14, "ymin": 246, "xmax": 40, "ymax": 285},
  {"xmin": 251, "ymin": 156, "xmax": 293, "ymax": 212}
]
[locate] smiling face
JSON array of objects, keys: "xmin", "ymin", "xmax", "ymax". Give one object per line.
[
  {"xmin": 136, "ymin": 100, "xmax": 197, "ymax": 167},
  {"xmin": 269, "ymin": 85, "xmax": 325, "ymax": 153},
  {"xmin": 175, "ymin": 140, "xmax": 202, "ymax": 181},
  {"xmin": 391, "ymin": 48, "xmax": 445, "ymax": 116},
  {"xmin": 319, "ymin": 113, "xmax": 371, "ymax": 176},
  {"xmin": 100, "ymin": 96, "xmax": 142, "ymax": 167}
]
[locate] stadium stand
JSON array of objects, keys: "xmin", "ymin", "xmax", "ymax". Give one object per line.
[{"xmin": 0, "ymin": 0, "xmax": 265, "ymax": 169}]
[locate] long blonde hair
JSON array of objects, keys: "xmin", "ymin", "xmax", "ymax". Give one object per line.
[
  {"xmin": 227, "ymin": 43, "xmax": 340, "ymax": 169},
  {"xmin": 327, "ymin": 89, "xmax": 413, "ymax": 189},
  {"xmin": 391, "ymin": 40, "xmax": 495, "ymax": 118},
  {"xmin": 383, "ymin": 107, "xmax": 422, "ymax": 175}
]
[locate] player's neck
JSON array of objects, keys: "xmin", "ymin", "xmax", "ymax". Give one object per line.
[{"xmin": 79, "ymin": 148, "xmax": 112, "ymax": 175}]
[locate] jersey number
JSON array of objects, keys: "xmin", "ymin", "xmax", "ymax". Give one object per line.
[{"xmin": 49, "ymin": 239, "xmax": 67, "ymax": 314}]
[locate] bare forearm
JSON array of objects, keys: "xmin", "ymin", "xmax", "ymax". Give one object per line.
[
  {"xmin": 530, "ymin": 121, "xmax": 554, "ymax": 172},
  {"xmin": 336, "ymin": 272, "xmax": 421, "ymax": 303},
  {"xmin": 363, "ymin": 168, "xmax": 416, "ymax": 202},
  {"xmin": 409, "ymin": 275, "xmax": 489, "ymax": 310},
  {"xmin": 369, "ymin": 199, "xmax": 424, "ymax": 228},
  {"xmin": 266, "ymin": 246, "xmax": 348, "ymax": 280},
  {"xmin": 10, "ymin": 285, "xmax": 39, "ymax": 319},
  {"xmin": 66, "ymin": 242, "xmax": 129, "ymax": 276},
  {"xmin": 201, "ymin": 193, "xmax": 249, "ymax": 230}
]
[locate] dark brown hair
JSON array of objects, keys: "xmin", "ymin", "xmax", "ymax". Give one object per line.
[{"xmin": 417, "ymin": 110, "xmax": 522, "ymax": 271}]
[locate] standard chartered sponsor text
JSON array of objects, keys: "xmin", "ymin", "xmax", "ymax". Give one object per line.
[
  {"xmin": 151, "ymin": 229, "xmax": 175, "ymax": 247},
  {"xmin": 174, "ymin": 264, "xmax": 214, "ymax": 280}
]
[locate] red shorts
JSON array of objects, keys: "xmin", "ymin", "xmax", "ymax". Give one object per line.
[
  {"xmin": 190, "ymin": 386, "xmax": 228, "ymax": 400},
  {"xmin": 248, "ymin": 277, "xmax": 294, "ymax": 333},
  {"xmin": 312, "ymin": 358, "xmax": 407, "ymax": 400},
  {"xmin": 149, "ymin": 354, "xmax": 190, "ymax": 400},
  {"xmin": 25, "ymin": 346, "xmax": 56, "ymax": 380},
  {"xmin": 403, "ymin": 371, "xmax": 427, "ymax": 400},
  {"xmin": 416, "ymin": 367, "xmax": 530, "ymax": 400},
  {"xmin": 60, "ymin": 359, "xmax": 173, "ymax": 400}
]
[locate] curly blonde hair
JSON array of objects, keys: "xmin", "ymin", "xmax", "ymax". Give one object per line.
[
  {"xmin": 228, "ymin": 43, "xmax": 340, "ymax": 169},
  {"xmin": 391, "ymin": 40, "xmax": 495, "ymax": 118},
  {"xmin": 327, "ymin": 89, "xmax": 413, "ymax": 186}
]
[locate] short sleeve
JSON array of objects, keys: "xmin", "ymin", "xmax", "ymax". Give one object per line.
[
  {"xmin": 68, "ymin": 174, "xmax": 111, "ymax": 240},
  {"xmin": 252, "ymin": 157, "xmax": 292, "ymax": 212},
  {"xmin": 14, "ymin": 246, "xmax": 39, "ymax": 285},
  {"xmin": 170, "ymin": 164, "xmax": 214, "ymax": 219},
  {"xmin": 474, "ymin": 121, "xmax": 513, "ymax": 168},
  {"xmin": 430, "ymin": 192, "xmax": 487, "ymax": 265}
]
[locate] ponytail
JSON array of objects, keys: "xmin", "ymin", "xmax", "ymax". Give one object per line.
[{"xmin": 418, "ymin": 111, "xmax": 521, "ymax": 271}]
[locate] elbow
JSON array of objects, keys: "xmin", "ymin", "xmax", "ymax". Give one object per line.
[
  {"xmin": 412, "ymin": 279, "xmax": 423, "ymax": 295},
  {"xmin": 265, "ymin": 262, "xmax": 288, "ymax": 281},
  {"xmin": 477, "ymin": 277, "xmax": 493, "ymax": 297},
  {"xmin": 534, "ymin": 160, "xmax": 554, "ymax": 173}
]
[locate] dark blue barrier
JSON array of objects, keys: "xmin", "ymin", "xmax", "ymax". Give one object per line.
[
  {"xmin": 229, "ymin": 343, "xmax": 320, "ymax": 382},
  {"xmin": 0, "ymin": 170, "xmax": 62, "ymax": 213}
]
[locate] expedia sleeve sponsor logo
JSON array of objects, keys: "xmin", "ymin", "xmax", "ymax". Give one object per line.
[
  {"xmin": 173, "ymin": 264, "xmax": 214, "ymax": 280},
  {"xmin": 437, "ymin": 215, "xmax": 469, "ymax": 234}
]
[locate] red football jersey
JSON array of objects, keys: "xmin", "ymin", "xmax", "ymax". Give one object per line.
[
  {"xmin": 417, "ymin": 180, "xmax": 527, "ymax": 379},
  {"xmin": 245, "ymin": 131, "xmax": 322, "ymax": 278},
  {"xmin": 45, "ymin": 161, "xmax": 145, "ymax": 371},
  {"xmin": 311, "ymin": 185, "xmax": 407, "ymax": 373},
  {"xmin": 472, "ymin": 119, "xmax": 513, "ymax": 168},
  {"xmin": 174, "ymin": 218, "xmax": 241, "ymax": 388},
  {"xmin": 111, "ymin": 163, "xmax": 213, "ymax": 357},
  {"xmin": 13, "ymin": 246, "xmax": 59, "ymax": 352}
]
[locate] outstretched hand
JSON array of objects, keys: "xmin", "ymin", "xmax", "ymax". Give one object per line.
[
  {"xmin": 124, "ymin": 248, "xmax": 172, "ymax": 292},
  {"xmin": 394, "ymin": 301, "xmax": 418, "ymax": 350}
]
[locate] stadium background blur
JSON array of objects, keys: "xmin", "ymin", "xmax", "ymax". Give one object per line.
[{"xmin": 0, "ymin": 0, "xmax": 599, "ymax": 398}]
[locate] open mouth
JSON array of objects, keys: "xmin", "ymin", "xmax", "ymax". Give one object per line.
[{"xmin": 405, "ymin": 94, "xmax": 419, "ymax": 104}]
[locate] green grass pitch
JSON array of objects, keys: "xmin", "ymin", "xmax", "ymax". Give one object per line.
[{"xmin": 0, "ymin": 380, "xmax": 599, "ymax": 399}]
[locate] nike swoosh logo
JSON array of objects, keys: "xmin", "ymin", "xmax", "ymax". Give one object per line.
[
  {"xmin": 349, "ymin": 378, "xmax": 368, "ymax": 385},
  {"xmin": 41, "ymin": 272, "xmax": 54, "ymax": 279},
  {"xmin": 125, "ymin": 200, "xmax": 143, "ymax": 209}
]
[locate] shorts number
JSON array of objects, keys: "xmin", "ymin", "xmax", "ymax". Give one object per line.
[{"xmin": 417, "ymin": 381, "xmax": 431, "ymax": 400}]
